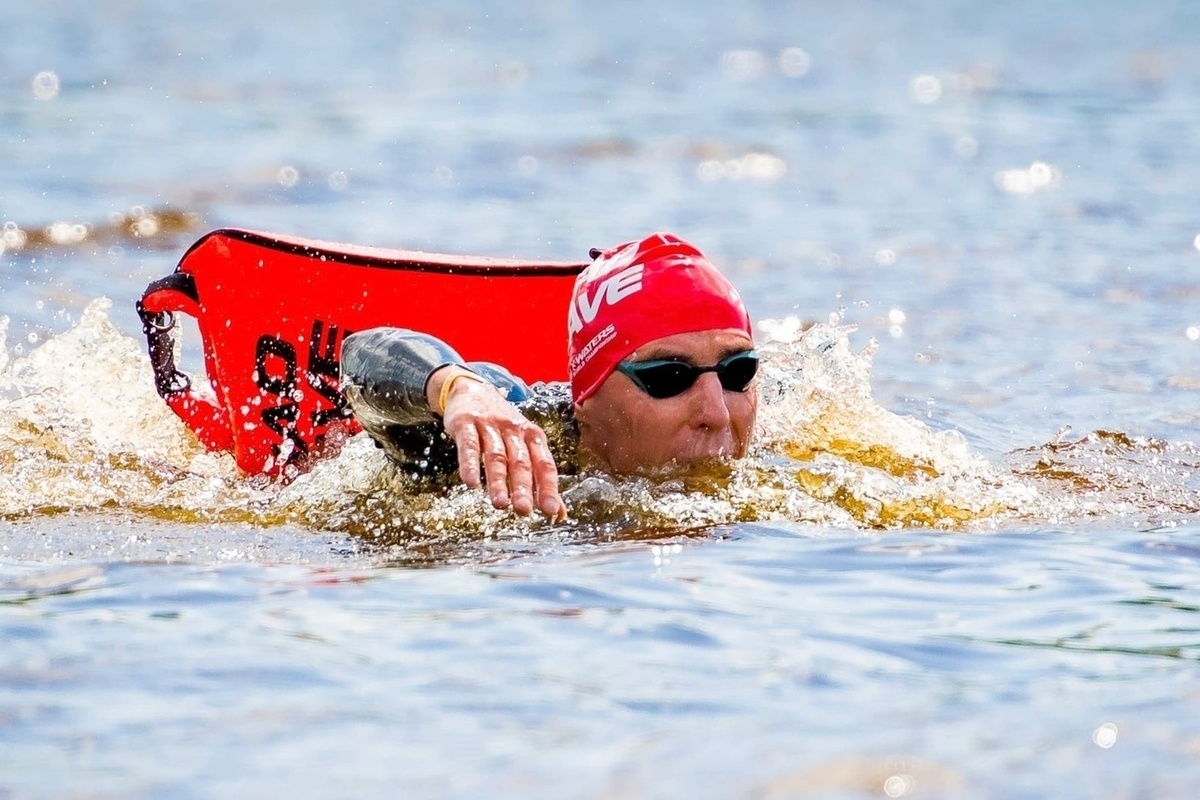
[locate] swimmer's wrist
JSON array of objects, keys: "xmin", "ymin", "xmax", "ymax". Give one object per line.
[{"xmin": 428, "ymin": 365, "xmax": 489, "ymax": 415}]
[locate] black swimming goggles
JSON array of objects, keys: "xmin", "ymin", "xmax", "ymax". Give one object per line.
[{"xmin": 615, "ymin": 350, "xmax": 759, "ymax": 399}]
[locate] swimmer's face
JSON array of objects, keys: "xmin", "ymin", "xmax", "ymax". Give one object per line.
[{"xmin": 574, "ymin": 329, "xmax": 758, "ymax": 474}]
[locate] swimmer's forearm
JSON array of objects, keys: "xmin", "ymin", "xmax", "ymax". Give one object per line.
[{"xmin": 340, "ymin": 327, "xmax": 466, "ymax": 426}]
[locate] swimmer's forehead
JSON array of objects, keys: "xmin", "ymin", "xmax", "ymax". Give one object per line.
[{"xmin": 632, "ymin": 329, "xmax": 754, "ymax": 362}]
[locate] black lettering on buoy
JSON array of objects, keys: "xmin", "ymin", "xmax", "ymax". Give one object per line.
[
  {"xmin": 306, "ymin": 319, "xmax": 352, "ymax": 427},
  {"xmin": 254, "ymin": 334, "xmax": 308, "ymax": 462},
  {"xmin": 261, "ymin": 402, "xmax": 307, "ymax": 456},
  {"xmin": 254, "ymin": 335, "xmax": 298, "ymax": 396}
]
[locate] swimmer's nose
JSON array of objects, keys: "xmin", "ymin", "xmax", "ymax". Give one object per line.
[{"xmin": 689, "ymin": 371, "xmax": 732, "ymax": 429}]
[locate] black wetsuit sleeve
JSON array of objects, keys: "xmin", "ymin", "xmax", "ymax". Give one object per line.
[
  {"xmin": 340, "ymin": 327, "xmax": 463, "ymax": 428},
  {"xmin": 340, "ymin": 327, "xmax": 553, "ymax": 474}
]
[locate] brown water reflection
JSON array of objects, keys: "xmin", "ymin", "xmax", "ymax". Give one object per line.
[{"xmin": 1, "ymin": 207, "xmax": 202, "ymax": 255}]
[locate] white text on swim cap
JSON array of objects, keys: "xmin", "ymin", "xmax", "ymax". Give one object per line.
[
  {"xmin": 569, "ymin": 323, "xmax": 616, "ymax": 374},
  {"xmin": 568, "ymin": 264, "xmax": 644, "ymax": 335}
]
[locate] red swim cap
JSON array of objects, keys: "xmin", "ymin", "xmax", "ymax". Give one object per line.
[{"xmin": 567, "ymin": 232, "xmax": 753, "ymax": 403}]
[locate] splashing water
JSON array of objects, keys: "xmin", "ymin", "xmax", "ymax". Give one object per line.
[
  {"xmin": 750, "ymin": 317, "xmax": 1038, "ymax": 528},
  {"xmin": 1, "ymin": 300, "xmax": 1192, "ymax": 561},
  {"xmin": 0, "ymin": 299, "xmax": 255, "ymax": 520},
  {"xmin": 267, "ymin": 314, "xmax": 1042, "ymax": 555},
  {"xmin": 1008, "ymin": 429, "xmax": 1200, "ymax": 525}
]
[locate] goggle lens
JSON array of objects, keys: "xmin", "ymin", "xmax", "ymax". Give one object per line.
[{"xmin": 616, "ymin": 350, "xmax": 758, "ymax": 399}]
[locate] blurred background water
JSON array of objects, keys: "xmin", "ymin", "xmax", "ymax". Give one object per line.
[{"xmin": 1, "ymin": 0, "xmax": 1198, "ymax": 797}]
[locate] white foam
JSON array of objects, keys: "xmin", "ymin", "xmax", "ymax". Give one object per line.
[
  {"xmin": 0, "ymin": 299, "xmax": 246, "ymax": 518},
  {"xmin": 5, "ymin": 303, "xmax": 1186, "ymax": 546}
]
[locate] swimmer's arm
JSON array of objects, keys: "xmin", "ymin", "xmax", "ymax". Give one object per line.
[{"xmin": 340, "ymin": 327, "xmax": 564, "ymax": 520}]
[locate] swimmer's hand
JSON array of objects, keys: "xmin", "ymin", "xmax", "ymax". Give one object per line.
[{"xmin": 427, "ymin": 365, "xmax": 567, "ymax": 521}]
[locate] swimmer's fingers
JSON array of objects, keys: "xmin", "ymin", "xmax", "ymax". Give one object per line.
[
  {"xmin": 525, "ymin": 428, "xmax": 565, "ymax": 521},
  {"xmin": 479, "ymin": 425, "xmax": 512, "ymax": 511},
  {"xmin": 447, "ymin": 416, "xmax": 513, "ymax": 509},
  {"xmin": 442, "ymin": 383, "xmax": 508, "ymax": 492},
  {"xmin": 495, "ymin": 426, "xmax": 564, "ymax": 520},
  {"xmin": 503, "ymin": 432, "xmax": 535, "ymax": 516},
  {"xmin": 452, "ymin": 422, "xmax": 482, "ymax": 489},
  {"xmin": 458, "ymin": 423, "xmax": 562, "ymax": 519},
  {"xmin": 442, "ymin": 386, "xmax": 562, "ymax": 519}
]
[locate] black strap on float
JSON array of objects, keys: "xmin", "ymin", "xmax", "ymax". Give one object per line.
[{"xmin": 135, "ymin": 272, "xmax": 198, "ymax": 398}]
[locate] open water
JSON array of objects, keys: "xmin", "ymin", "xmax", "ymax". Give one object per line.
[{"xmin": 2, "ymin": 1, "xmax": 1199, "ymax": 797}]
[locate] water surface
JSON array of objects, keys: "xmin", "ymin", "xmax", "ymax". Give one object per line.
[{"xmin": 1, "ymin": 1, "xmax": 1198, "ymax": 797}]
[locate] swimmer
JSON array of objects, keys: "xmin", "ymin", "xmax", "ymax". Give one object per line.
[{"xmin": 340, "ymin": 232, "xmax": 757, "ymax": 519}]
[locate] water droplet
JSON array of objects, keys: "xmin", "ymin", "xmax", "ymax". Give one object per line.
[
  {"xmin": 1093, "ymin": 722, "xmax": 1118, "ymax": 749},
  {"xmin": 697, "ymin": 160, "xmax": 722, "ymax": 182},
  {"xmin": 995, "ymin": 161, "xmax": 1063, "ymax": 195},
  {"xmin": 278, "ymin": 165, "xmax": 300, "ymax": 188},
  {"xmin": 31, "ymin": 70, "xmax": 60, "ymax": 101},
  {"xmin": 498, "ymin": 60, "xmax": 529, "ymax": 87},
  {"xmin": 45, "ymin": 221, "xmax": 89, "ymax": 245},
  {"xmin": 696, "ymin": 153, "xmax": 787, "ymax": 183},
  {"xmin": 884, "ymin": 773, "xmax": 915, "ymax": 797},
  {"xmin": 1028, "ymin": 161, "xmax": 1055, "ymax": 186},
  {"xmin": 132, "ymin": 216, "xmax": 159, "ymax": 238},
  {"xmin": 778, "ymin": 47, "xmax": 812, "ymax": 78},
  {"xmin": 909, "ymin": 74, "xmax": 942, "ymax": 104},
  {"xmin": 721, "ymin": 49, "xmax": 768, "ymax": 80},
  {"xmin": 516, "ymin": 155, "xmax": 539, "ymax": 177}
]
